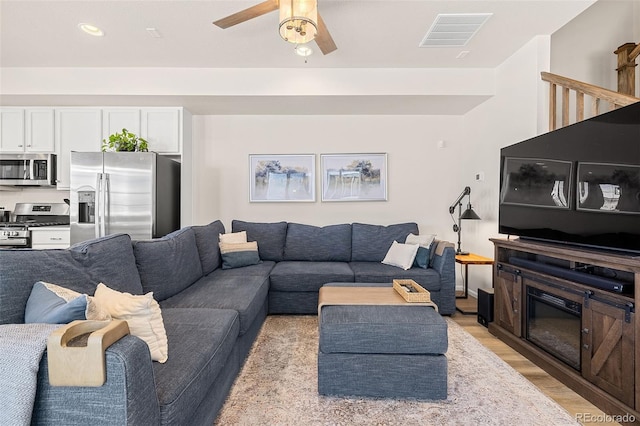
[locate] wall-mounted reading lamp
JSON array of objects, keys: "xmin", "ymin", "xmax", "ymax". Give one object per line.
[{"xmin": 449, "ymin": 186, "xmax": 481, "ymax": 255}]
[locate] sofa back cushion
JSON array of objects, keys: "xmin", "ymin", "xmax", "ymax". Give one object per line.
[
  {"xmin": 0, "ymin": 233, "xmax": 142, "ymax": 324},
  {"xmin": 133, "ymin": 227, "xmax": 203, "ymax": 302},
  {"xmin": 231, "ymin": 220, "xmax": 288, "ymax": 261},
  {"xmin": 284, "ymin": 223, "xmax": 352, "ymax": 262},
  {"xmin": 351, "ymin": 222, "xmax": 420, "ymax": 262},
  {"xmin": 192, "ymin": 220, "xmax": 226, "ymax": 275}
]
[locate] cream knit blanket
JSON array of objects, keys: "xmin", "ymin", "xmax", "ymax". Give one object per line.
[{"xmin": 0, "ymin": 323, "xmax": 62, "ymax": 426}]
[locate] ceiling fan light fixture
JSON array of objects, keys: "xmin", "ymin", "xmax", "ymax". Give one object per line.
[
  {"xmin": 279, "ymin": 0, "xmax": 317, "ymax": 45},
  {"xmin": 295, "ymin": 44, "xmax": 313, "ymax": 57}
]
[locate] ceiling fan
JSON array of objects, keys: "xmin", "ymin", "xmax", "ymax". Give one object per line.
[{"xmin": 213, "ymin": 0, "xmax": 337, "ymax": 55}]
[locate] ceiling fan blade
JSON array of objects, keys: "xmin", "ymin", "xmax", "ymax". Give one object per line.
[
  {"xmin": 213, "ymin": 0, "xmax": 279, "ymax": 29},
  {"xmin": 315, "ymin": 13, "xmax": 337, "ymax": 55}
]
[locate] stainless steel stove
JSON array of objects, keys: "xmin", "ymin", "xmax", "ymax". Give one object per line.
[{"xmin": 0, "ymin": 202, "xmax": 70, "ymax": 248}]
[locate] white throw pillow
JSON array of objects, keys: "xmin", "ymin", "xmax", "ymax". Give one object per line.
[
  {"xmin": 219, "ymin": 231, "xmax": 248, "ymax": 244},
  {"xmin": 405, "ymin": 233, "xmax": 436, "ymax": 248},
  {"xmin": 381, "ymin": 240, "xmax": 419, "ymax": 270},
  {"xmin": 93, "ymin": 283, "xmax": 168, "ymax": 363}
]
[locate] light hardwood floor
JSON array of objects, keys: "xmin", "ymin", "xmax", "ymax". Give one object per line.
[{"xmin": 451, "ymin": 299, "xmax": 622, "ymax": 426}]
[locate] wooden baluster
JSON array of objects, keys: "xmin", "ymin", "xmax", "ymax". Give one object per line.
[
  {"xmin": 576, "ymin": 92, "xmax": 584, "ymax": 122},
  {"xmin": 562, "ymin": 87, "xmax": 570, "ymax": 127},
  {"xmin": 591, "ymin": 97, "xmax": 600, "ymax": 117},
  {"xmin": 549, "ymin": 83, "xmax": 557, "ymax": 130}
]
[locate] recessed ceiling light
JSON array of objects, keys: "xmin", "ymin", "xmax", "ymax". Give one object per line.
[
  {"xmin": 78, "ymin": 23, "xmax": 104, "ymax": 37},
  {"xmin": 146, "ymin": 28, "xmax": 162, "ymax": 38},
  {"xmin": 295, "ymin": 45, "xmax": 313, "ymax": 57}
]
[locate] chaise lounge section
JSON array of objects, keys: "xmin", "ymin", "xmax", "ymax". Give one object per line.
[{"xmin": 0, "ymin": 219, "xmax": 455, "ymax": 425}]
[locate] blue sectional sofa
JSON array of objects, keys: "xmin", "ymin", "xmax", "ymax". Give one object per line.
[{"xmin": 0, "ymin": 220, "xmax": 455, "ymax": 425}]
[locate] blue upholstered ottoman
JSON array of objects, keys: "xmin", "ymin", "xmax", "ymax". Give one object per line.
[{"xmin": 317, "ymin": 283, "xmax": 448, "ymax": 399}]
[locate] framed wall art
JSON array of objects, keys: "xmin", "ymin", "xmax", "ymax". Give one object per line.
[
  {"xmin": 320, "ymin": 153, "xmax": 387, "ymax": 202},
  {"xmin": 249, "ymin": 154, "xmax": 316, "ymax": 202}
]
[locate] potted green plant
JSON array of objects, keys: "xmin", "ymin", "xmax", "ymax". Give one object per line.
[{"xmin": 102, "ymin": 128, "xmax": 149, "ymax": 152}]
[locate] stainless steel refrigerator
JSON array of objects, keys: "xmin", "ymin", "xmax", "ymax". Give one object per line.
[{"xmin": 70, "ymin": 151, "xmax": 180, "ymax": 244}]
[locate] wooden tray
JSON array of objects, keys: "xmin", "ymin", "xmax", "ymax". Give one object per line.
[
  {"xmin": 47, "ymin": 320, "xmax": 130, "ymax": 387},
  {"xmin": 393, "ymin": 279, "xmax": 432, "ymax": 303}
]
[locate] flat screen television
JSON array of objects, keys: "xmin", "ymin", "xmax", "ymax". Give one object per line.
[{"xmin": 499, "ymin": 101, "xmax": 640, "ymax": 253}]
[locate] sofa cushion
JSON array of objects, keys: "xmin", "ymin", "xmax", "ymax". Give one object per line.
[
  {"xmin": 219, "ymin": 231, "xmax": 247, "ymax": 243},
  {"xmin": 133, "ymin": 228, "xmax": 203, "ymax": 302},
  {"xmin": 405, "ymin": 233, "xmax": 437, "ymax": 269},
  {"xmin": 219, "ymin": 241, "xmax": 261, "ymax": 269},
  {"xmin": 94, "ymin": 283, "xmax": 169, "ymax": 363},
  {"xmin": 269, "ymin": 261, "xmax": 354, "ymax": 292},
  {"xmin": 231, "ymin": 220, "xmax": 288, "ymax": 261},
  {"xmin": 0, "ymin": 233, "xmax": 142, "ymax": 325},
  {"xmin": 351, "ymin": 222, "xmax": 419, "ymax": 262},
  {"xmin": 349, "ymin": 261, "xmax": 442, "ymax": 292},
  {"xmin": 25, "ymin": 281, "xmax": 111, "ymax": 324},
  {"xmin": 319, "ymin": 303, "xmax": 448, "ymax": 355},
  {"xmin": 283, "ymin": 223, "xmax": 352, "ymax": 262},
  {"xmin": 192, "ymin": 220, "xmax": 225, "ymax": 276},
  {"xmin": 24, "ymin": 281, "xmax": 88, "ymax": 324},
  {"xmin": 161, "ymin": 272, "xmax": 269, "ymax": 336},
  {"xmin": 152, "ymin": 308, "xmax": 239, "ymax": 426},
  {"xmin": 381, "ymin": 241, "xmax": 419, "ymax": 270}
]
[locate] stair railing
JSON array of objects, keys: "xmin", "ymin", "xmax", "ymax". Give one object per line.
[{"xmin": 541, "ymin": 71, "xmax": 640, "ymax": 131}]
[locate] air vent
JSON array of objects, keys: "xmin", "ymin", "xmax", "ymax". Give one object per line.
[{"xmin": 419, "ymin": 13, "xmax": 492, "ymax": 47}]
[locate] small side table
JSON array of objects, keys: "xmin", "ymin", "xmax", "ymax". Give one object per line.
[{"xmin": 455, "ymin": 253, "xmax": 493, "ymax": 315}]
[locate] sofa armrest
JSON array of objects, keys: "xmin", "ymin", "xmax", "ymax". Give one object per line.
[
  {"xmin": 32, "ymin": 335, "xmax": 160, "ymax": 426},
  {"xmin": 430, "ymin": 241, "xmax": 456, "ymax": 315}
]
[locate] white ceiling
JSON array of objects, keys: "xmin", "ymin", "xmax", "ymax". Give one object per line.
[{"xmin": 0, "ymin": 0, "xmax": 596, "ymax": 114}]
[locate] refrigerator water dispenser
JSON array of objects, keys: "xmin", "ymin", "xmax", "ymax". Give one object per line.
[{"xmin": 78, "ymin": 190, "xmax": 95, "ymax": 224}]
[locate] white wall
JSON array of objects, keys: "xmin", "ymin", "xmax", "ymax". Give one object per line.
[
  {"xmin": 458, "ymin": 36, "xmax": 551, "ymax": 295},
  {"xmin": 0, "ymin": 188, "xmax": 69, "ymax": 214},
  {"xmin": 191, "ymin": 114, "xmax": 465, "ymax": 238},
  {"xmin": 551, "ymin": 0, "xmax": 639, "ymax": 93}
]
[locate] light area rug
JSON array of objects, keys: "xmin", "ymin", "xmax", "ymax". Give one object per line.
[{"xmin": 215, "ymin": 316, "xmax": 579, "ymax": 425}]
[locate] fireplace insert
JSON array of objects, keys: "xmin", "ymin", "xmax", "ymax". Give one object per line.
[{"xmin": 526, "ymin": 286, "xmax": 582, "ymax": 371}]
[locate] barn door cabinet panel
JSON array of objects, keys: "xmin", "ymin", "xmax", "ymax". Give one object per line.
[
  {"xmin": 582, "ymin": 297, "xmax": 635, "ymax": 407},
  {"xmin": 494, "ymin": 264, "xmax": 522, "ymax": 337},
  {"xmin": 489, "ymin": 238, "xmax": 638, "ymax": 420}
]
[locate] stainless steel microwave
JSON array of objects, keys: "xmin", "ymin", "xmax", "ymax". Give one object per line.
[{"xmin": 0, "ymin": 153, "xmax": 57, "ymax": 186}]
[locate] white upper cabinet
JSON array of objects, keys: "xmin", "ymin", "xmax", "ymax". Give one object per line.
[
  {"xmin": 0, "ymin": 108, "xmax": 55, "ymax": 153},
  {"xmin": 0, "ymin": 108, "xmax": 26, "ymax": 152},
  {"xmin": 25, "ymin": 109, "xmax": 55, "ymax": 152},
  {"xmin": 55, "ymin": 109, "xmax": 102, "ymax": 189},
  {"xmin": 141, "ymin": 108, "xmax": 181, "ymax": 154},
  {"xmin": 102, "ymin": 108, "xmax": 141, "ymax": 141}
]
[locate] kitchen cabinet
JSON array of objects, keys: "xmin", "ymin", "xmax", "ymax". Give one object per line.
[
  {"xmin": 141, "ymin": 108, "xmax": 181, "ymax": 154},
  {"xmin": 0, "ymin": 108, "xmax": 25, "ymax": 152},
  {"xmin": 55, "ymin": 109, "xmax": 102, "ymax": 190},
  {"xmin": 0, "ymin": 108, "xmax": 55, "ymax": 153},
  {"xmin": 30, "ymin": 227, "xmax": 70, "ymax": 249},
  {"xmin": 25, "ymin": 109, "xmax": 55, "ymax": 152},
  {"xmin": 102, "ymin": 108, "xmax": 141, "ymax": 141}
]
